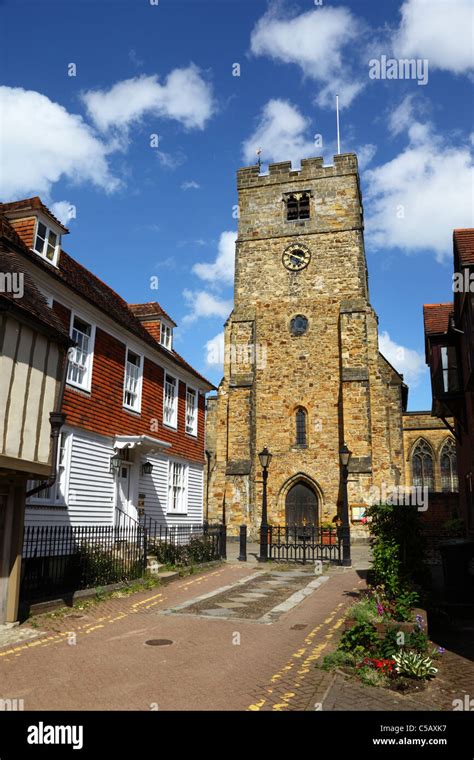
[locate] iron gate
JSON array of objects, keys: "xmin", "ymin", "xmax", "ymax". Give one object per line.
[{"xmin": 266, "ymin": 525, "xmax": 342, "ymax": 564}]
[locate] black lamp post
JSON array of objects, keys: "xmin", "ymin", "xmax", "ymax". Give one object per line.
[
  {"xmin": 339, "ymin": 442, "xmax": 352, "ymax": 567},
  {"xmin": 258, "ymin": 446, "xmax": 272, "ymax": 562}
]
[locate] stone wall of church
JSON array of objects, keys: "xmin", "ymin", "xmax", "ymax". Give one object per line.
[{"xmin": 206, "ymin": 154, "xmax": 408, "ymax": 537}]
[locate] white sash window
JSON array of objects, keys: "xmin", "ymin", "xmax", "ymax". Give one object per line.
[
  {"xmin": 27, "ymin": 432, "xmax": 72, "ymax": 506},
  {"xmin": 123, "ymin": 349, "xmax": 143, "ymax": 412},
  {"xmin": 167, "ymin": 461, "xmax": 188, "ymax": 513},
  {"xmin": 160, "ymin": 322, "xmax": 173, "ymax": 350},
  {"xmin": 185, "ymin": 387, "xmax": 198, "ymax": 435},
  {"xmin": 163, "ymin": 373, "xmax": 177, "ymax": 427},
  {"xmin": 33, "ymin": 220, "xmax": 60, "ymax": 265},
  {"xmin": 67, "ymin": 315, "xmax": 95, "ymax": 391}
]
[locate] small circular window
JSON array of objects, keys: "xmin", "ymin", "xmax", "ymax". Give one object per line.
[{"xmin": 290, "ymin": 315, "xmax": 309, "ymax": 336}]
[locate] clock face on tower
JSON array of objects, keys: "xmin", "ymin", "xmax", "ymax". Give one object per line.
[{"xmin": 282, "ymin": 244, "xmax": 311, "ymax": 272}]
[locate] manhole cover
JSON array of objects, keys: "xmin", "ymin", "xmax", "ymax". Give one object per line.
[
  {"xmin": 290, "ymin": 624, "xmax": 308, "ymax": 630},
  {"xmin": 145, "ymin": 639, "xmax": 173, "ymax": 647}
]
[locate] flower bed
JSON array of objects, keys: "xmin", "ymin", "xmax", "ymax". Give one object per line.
[{"xmin": 321, "ymin": 502, "xmax": 445, "ymax": 692}]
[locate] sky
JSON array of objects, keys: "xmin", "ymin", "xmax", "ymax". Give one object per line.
[{"xmin": 1, "ymin": 0, "xmax": 473, "ymax": 410}]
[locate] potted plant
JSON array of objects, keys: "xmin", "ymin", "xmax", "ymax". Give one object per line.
[{"xmin": 320, "ymin": 521, "xmax": 337, "ymax": 545}]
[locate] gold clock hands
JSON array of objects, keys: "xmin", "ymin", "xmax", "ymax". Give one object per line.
[{"xmin": 290, "ymin": 252, "xmax": 304, "ymax": 266}]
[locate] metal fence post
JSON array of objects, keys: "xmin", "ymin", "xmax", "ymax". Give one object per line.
[
  {"xmin": 219, "ymin": 524, "xmax": 227, "ymax": 560},
  {"xmin": 238, "ymin": 525, "xmax": 247, "ymax": 561},
  {"xmin": 143, "ymin": 526, "xmax": 148, "ymax": 575}
]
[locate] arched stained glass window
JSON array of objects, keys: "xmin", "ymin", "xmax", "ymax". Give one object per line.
[
  {"xmin": 440, "ymin": 438, "xmax": 458, "ymax": 493},
  {"xmin": 412, "ymin": 440, "xmax": 434, "ymax": 491}
]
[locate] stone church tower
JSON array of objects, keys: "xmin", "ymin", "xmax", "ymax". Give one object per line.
[{"xmin": 206, "ymin": 153, "xmax": 407, "ymax": 537}]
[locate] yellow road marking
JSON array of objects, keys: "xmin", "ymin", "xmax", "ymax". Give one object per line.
[{"xmin": 248, "ymin": 587, "xmax": 361, "ymax": 712}]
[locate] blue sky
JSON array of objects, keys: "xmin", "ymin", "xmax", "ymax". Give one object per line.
[{"xmin": 1, "ymin": 0, "xmax": 473, "ymax": 409}]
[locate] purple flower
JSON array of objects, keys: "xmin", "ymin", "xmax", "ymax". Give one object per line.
[
  {"xmin": 377, "ymin": 603, "xmax": 384, "ymax": 616},
  {"xmin": 416, "ymin": 614, "xmax": 424, "ymax": 627},
  {"xmin": 437, "ymin": 647, "xmax": 446, "ymax": 655}
]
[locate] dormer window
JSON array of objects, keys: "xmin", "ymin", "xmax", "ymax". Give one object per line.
[
  {"xmin": 33, "ymin": 220, "xmax": 60, "ymax": 264},
  {"xmin": 285, "ymin": 192, "xmax": 311, "ymax": 221},
  {"xmin": 160, "ymin": 321, "xmax": 173, "ymax": 350}
]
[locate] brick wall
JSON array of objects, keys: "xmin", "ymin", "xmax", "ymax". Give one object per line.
[{"xmin": 420, "ymin": 492, "xmax": 461, "ymax": 536}]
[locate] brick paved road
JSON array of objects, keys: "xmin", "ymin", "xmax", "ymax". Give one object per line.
[
  {"xmin": 0, "ymin": 556, "xmax": 471, "ymax": 712},
  {"xmin": 0, "ymin": 561, "xmax": 364, "ymax": 711}
]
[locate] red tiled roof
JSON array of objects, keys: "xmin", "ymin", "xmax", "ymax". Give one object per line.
[
  {"xmin": 0, "ymin": 207, "xmax": 214, "ymax": 390},
  {"xmin": 0, "ymin": 197, "xmax": 69, "ymax": 233},
  {"xmin": 423, "ymin": 303, "xmax": 454, "ymax": 336},
  {"xmin": 0, "ymin": 244, "xmax": 70, "ymax": 343},
  {"xmin": 454, "ymin": 228, "xmax": 474, "ymax": 266},
  {"xmin": 129, "ymin": 302, "xmax": 177, "ymax": 327}
]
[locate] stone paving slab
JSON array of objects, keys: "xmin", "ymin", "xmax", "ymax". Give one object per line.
[{"xmin": 169, "ymin": 568, "xmax": 320, "ymax": 621}]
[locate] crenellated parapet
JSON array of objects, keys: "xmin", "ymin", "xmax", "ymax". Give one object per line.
[{"xmin": 237, "ymin": 153, "xmax": 359, "ymax": 189}]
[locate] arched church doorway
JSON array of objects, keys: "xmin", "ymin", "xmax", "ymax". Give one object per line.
[{"xmin": 285, "ymin": 481, "xmax": 318, "ymax": 526}]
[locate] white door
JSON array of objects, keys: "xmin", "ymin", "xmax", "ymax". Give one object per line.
[{"xmin": 115, "ymin": 463, "xmax": 138, "ymax": 525}]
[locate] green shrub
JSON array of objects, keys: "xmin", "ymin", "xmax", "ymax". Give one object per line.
[
  {"xmin": 339, "ymin": 623, "xmax": 379, "ymax": 655},
  {"xmin": 371, "ymin": 539, "xmax": 401, "ymax": 597},
  {"xmin": 358, "ymin": 667, "xmax": 390, "ymax": 688},
  {"xmin": 74, "ymin": 542, "xmax": 143, "ymax": 587},
  {"xmin": 321, "ymin": 650, "xmax": 358, "ymax": 670},
  {"xmin": 151, "ymin": 536, "xmax": 216, "ymax": 567},
  {"xmin": 393, "ymin": 589, "xmax": 419, "ymax": 622},
  {"xmin": 392, "ymin": 651, "xmax": 437, "ymax": 679},
  {"xmin": 367, "ymin": 502, "xmax": 426, "ymax": 590},
  {"xmin": 377, "ymin": 626, "xmax": 429, "ymax": 659},
  {"xmin": 345, "ymin": 597, "xmax": 380, "ymax": 625}
]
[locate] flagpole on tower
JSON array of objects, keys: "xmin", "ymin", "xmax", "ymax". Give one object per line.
[{"xmin": 336, "ymin": 94, "xmax": 341, "ymax": 155}]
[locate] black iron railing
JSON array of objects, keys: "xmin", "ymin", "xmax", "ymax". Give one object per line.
[
  {"xmin": 142, "ymin": 515, "xmax": 226, "ymax": 563},
  {"xmin": 266, "ymin": 525, "xmax": 342, "ymax": 564},
  {"xmin": 21, "ymin": 522, "xmax": 146, "ymax": 603},
  {"xmin": 21, "ymin": 517, "xmax": 227, "ymax": 605}
]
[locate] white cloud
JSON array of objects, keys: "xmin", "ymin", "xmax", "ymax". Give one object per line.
[
  {"xmin": 0, "ymin": 86, "xmax": 120, "ymax": 200},
  {"xmin": 379, "ymin": 331, "xmax": 426, "ymax": 387},
  {"xmin": 192, "ymin": 231, "xmax": 236, "ymax": 286},
  {"xmin": 156, "ymin": 149, "xmax": 186, "ymax": 170},
  {"xmin": 50, "ymin": 200, "xmax": 76, "ymax": 225},
  {"xmin": 243, "ymin": 99, "xmax": 316, "ymax": 166},
  {"xmin": 181, "ymin": 180, "xmax": 200, "ymax": 190},
  {"xmin": 82, "ymin": 66, "xmax": 215, "ymax": 132},
  {"xmin": 250, "ymin": 6, "xmax": 364, "ymax": 108},
  {"xmin": 182, "ymin": 289, "xmax": 232, "ymax": 325},
  {"xmin": 128, "ymin": 49, "xmax": 144, "ymax": 69},
  {"xmin": 356, "ymin": 144, "xmax": 377, "ymax": 170},
  {"xmin": 205, "ymin": 331, "xmax": 225, "ymax": 368},
  {"xmin": 365, "ymin": 115, "xmax": 474, "ymax": 260},
  {"xmin": 394, "ymin": 0, "xmax": 474, "ymax": 75}
]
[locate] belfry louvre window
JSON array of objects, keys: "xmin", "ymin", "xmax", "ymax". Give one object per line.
[
  {"xmin": 412, "ymin": 440, "xmax": 434, "ymax": 491},
  {"xmin": 440, "ymin": 438, "xmax": 458, "ymax": 493},
  {"xmin": 295, "ymin": 408, "xmax": 307, "ymax": 446},
  {"xmin": 286, "ymin": 192, "xmax": 311, "ymax": 221},
  {"xmin": 67, "ymin": 315, "xmax": 94, "ymax": 390},
  {"xmin": 123, "ymin": 349, "xmax": 143, "ymax": 411},
  {"xmin": 163, "ymin": 373, "xmax": 177, "ymax": 427},
  {"xmin": 167, "ymin": 461, "xmax": 188, "ymax": 513}
]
